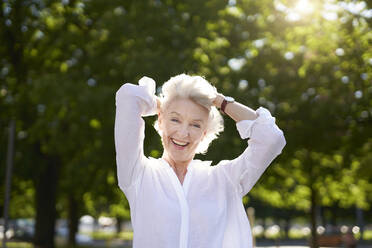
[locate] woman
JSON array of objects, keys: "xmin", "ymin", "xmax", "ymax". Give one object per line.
[{"xmin": 115, "ymin": 74, "xmax": 286, "ymax": 248}]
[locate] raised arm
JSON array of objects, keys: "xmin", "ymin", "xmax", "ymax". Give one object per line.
[
  {"xmin": 214, "ymin": 94, "xmax": 286, "ymax": 197},
  {"xmin": 115, "ymin": 77, "xmax": 157, "ymax": 193},
  {"xmin": 213, "ymin": 93, "xmax": 258, "ymax": 122}
]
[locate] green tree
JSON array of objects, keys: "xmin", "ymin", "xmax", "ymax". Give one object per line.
[{"xmin": 187, "ymin": 1, "xmax": 371, "ymax": 247}]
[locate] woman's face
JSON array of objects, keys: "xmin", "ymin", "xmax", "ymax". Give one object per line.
[{"xmin": 159, "ymin": 98, "xmax": 209, "ymax": 164}]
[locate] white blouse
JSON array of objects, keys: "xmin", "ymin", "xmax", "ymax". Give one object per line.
[{"xmin": 115, "ymin": 77, "xmax": 286, "ymax": 248}]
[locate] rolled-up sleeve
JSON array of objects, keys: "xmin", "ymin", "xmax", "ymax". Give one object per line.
[{"xmin": 217, "ymin": 107, "xmax": 286, "ymax": 197}]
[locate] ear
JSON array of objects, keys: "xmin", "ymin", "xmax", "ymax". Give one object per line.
[
  {"xmin": 157, "ymin": 108, "xmax": 164, "ymax": 132},
  {"xmin": 201, "ymin": 130, "xmax": 207, "ymax": 140},
  {"xmin": 158, "ymin": 111, "xmax": 162, "ymax": 125}
]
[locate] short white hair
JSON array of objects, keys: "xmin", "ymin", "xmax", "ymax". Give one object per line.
[{"xmin": 154, "ymin": 74, "xmax": 224, "ymax": 154}]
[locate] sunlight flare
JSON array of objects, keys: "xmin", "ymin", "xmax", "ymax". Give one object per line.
[{"xmin": 294, "ymin": 0, "xmax": 314, "ymax": 14}]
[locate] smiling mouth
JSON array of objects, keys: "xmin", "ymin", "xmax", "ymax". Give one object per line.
[{"xmin": 171, "ymin": 138, "xmax": 189, "ymax": 147}]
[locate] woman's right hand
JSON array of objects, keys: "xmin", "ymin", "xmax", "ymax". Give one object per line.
[{"xmin": 137, "ymin": 76, "xmax": 158, "ymax": 117}]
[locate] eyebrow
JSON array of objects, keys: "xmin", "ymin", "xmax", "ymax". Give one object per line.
[{"xmin": 169, "ymin": 111, "xmax": 205, "ymax": 123}]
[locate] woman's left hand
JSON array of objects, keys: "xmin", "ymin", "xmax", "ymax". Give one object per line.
[{"xmin": 213, "ymin": 93, "xmax": 224, "ymax": 109}]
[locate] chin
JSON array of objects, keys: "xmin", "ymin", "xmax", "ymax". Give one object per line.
[{"xmin": 162, "ymin": 136, "xmax": 198, "ymax": 163}]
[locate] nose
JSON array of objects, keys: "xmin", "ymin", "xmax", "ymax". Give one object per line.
[{"xmin": 177, "ymin": 124, "xmax": 189, "ymax": 139}]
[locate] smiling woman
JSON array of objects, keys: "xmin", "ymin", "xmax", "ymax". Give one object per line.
[
  {"xmin": 159, "ymin": 98, "xmax": 210, "ymax": 183},
  {"xmin": 114, "ymin": 74, "xmax": 286, "ymax": 248},
  {"xmin": 154, "ymin": 74, "xmax": 224, "ymax": 155}
]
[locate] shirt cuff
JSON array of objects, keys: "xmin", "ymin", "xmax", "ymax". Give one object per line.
[
  {"xmin": 138, "ymin": 76, "xmax": 157, "ymax": 116},
  {"xmin": 236, "ymin": 107, "xmax": 276, "ymax": 139}
]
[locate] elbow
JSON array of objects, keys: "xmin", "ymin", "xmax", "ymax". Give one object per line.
[
  {"xmin": 115, "ymin": 83, "xmax": 136, "ymax": 105},
  {"xmin": 270, "ymin": 127, "xmax": 286, "ymax": 155},
  {"xmin": 116, "ymin": 83, "xmax": 130, "ymax": 97}
]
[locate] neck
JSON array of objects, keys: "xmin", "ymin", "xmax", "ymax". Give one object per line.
[{"xmin": 162, "ymin": 152, "xmax": 192, "ymax": 176}]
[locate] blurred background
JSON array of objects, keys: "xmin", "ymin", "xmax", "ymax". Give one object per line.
[{"xmin": 1, "ymin": 0, "xmax": 371, "ymax": 247}]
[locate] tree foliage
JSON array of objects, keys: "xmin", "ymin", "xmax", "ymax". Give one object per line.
[{"xmin": 1, "ymin": 0, "xmax": 371, "ymax": 246}]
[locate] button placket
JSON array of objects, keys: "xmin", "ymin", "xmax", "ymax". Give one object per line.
[{"xmin": 162, "ymin": 159, "xmax": 193, "ymax": 248}]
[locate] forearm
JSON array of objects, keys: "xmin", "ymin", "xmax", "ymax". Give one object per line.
[
  {"xmin": 115, "ymin": 83, "xmax": 156, "ymax": 189},
  {"xmin": 214, "ymin": 93, "xmax": 258, "ymax": 122},
  {"xmin": 115, "ymin": 86, "xmax": 145, "ymax": 188},
  {"xmin": 218, "ymin": 106, "xmax": 286, "ymax": 196}
]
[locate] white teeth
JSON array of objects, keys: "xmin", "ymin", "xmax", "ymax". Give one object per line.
[{"xmin": 171, "ymin": 139, "xmax": 188, "ymax": 146}]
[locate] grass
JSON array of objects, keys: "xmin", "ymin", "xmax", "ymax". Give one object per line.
[
  {"xmin": 254, "ymin": 229, "xmax": 310, "ymax": 240},
  {"xmin": 82, "ymin": 230, "xmax": 133, "ymax": 240},
  {"xmin": 364, "ymin": 230, "xmax": 372, "ymax": 240},
  {"xmin": 4, "ymin": 243, "xmax": 33, "ymax": 248}
]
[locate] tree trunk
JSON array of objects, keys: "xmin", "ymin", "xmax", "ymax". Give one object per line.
[
  {"xmin": 116, "ymin": 217, "xmax": 122, "ymax": 235},
  {"xmin": 33, "ymin": 155, "xmax": 59, "ymax": 248},
  {"xmin": 356, "ymin": 207, "xmax": 364, "ymax": 241},
  {"xmin": 3, "ymin": 119, "xmax": 15, "ymax": 248},
  {"xmin": 320, "ymin": 206, "xmax": 326, "ymax": 230},
  {"xmin": 68, "ymin": 195, "xmax": 80, "ymax": 246},
  {"xmin": 330, "ymin": 206, "xmax": 337, "ymax": 233},
  {"xmin": 284, "ymin": 216, "xmax": 290, "ymax": 239},
  {"xmin": 310, "ymin": 186, "xmax": 319, "ymax": 248}
]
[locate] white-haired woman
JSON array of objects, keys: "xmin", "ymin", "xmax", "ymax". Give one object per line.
[{"xmin": 115, "ymin": 74, "xmax": 286, "ymax": 248}]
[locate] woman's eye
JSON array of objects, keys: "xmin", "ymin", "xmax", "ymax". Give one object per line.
[
  {"xmin": 171, "ymin": 118, "xmax": 179, "ymax": 123},
  {"xmin": 192, "ymin": 124, "xmax": 201, "ymax": 128}
]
